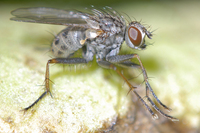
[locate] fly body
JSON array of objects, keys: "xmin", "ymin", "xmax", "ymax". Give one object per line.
[
  {"xmin": 10, "ymin": 6, "xmax": 178, "ymax": 121},
  {"xmin": 51, "ymin": 8, "xmax": 127, "ymax": 62}
]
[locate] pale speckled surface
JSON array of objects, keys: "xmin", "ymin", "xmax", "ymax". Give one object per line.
[{"xmin": 0, "ymin": 1, "xmax": 200, "ymax": 132}]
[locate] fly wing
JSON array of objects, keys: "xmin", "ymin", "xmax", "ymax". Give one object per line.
[{"xmin": 10, "ymin": 7, "xmax": 91, "ymax": 27}]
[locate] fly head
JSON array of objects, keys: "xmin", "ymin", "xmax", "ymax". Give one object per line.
[{"xmin": 125, "ymin": 21, "xmax": 152, "ymax": 50}]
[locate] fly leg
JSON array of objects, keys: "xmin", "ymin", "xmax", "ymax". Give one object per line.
[
  {"xmin": 23, "ymin": 58, "xmax": 87, "ymax": 111},
  {"xmin": 106, "ymin": 54, "xmax": 178, "ymax": 121},
  {"xmin": 98, "ymin": 60, "xmax": 158, "ymax": 119}
]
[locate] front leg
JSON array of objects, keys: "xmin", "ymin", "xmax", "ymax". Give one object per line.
[
  {"xmin": 106, "ymin": 54, "xmax": 167, "ymax": 108},
  {"xmin": 23, "ymin": 58, "xmax": 87, "ymax": 111},
  {"xmin": 97, "ymin": 60, "xmax": 157, "ymax": 119},
  {"xmin": 105, "ymin": 54, "xmax": 178, "ymax": 121}
]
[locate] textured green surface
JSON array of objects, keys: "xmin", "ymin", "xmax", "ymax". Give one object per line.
[{"xmin": 0, "ymin": 1, "xmax": 200, "ymax": 132}]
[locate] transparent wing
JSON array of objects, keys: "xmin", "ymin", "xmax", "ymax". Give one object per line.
[{"xmin": 10, "ymin": 7, "xmax": 90, "ymax": 27}]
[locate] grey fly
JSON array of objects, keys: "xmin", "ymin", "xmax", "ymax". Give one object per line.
[{"xmin": 10, "ymin": 6, "xmax": 178, "ymax": 121}]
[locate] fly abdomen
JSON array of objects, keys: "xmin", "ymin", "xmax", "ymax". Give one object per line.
[{"xmin": 51, "ymin": 26, "xmax": 87, "ymax": 58}]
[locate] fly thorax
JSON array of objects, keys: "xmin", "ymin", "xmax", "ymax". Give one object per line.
[
  {"xmin": 99, "ymin": 18, "xmax": 116, "ymax": 33},
  {"xmin": 99, "ymin": 17, "xmax": 126, "ymax": 34}
]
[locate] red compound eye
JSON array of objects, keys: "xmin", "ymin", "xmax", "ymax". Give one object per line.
[{"xmin": 128, "ymin": 26, "xmax": 142, "ymax": 46}]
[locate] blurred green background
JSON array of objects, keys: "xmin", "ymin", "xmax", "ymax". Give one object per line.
[{"xmin": 0, "ymin": 0, "xmax": 200, "ymax": 132}]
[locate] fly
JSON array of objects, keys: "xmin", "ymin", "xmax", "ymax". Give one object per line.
[{"xmin": 10, "ymin": 6, "xmax": 178, "ymax": 121}]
